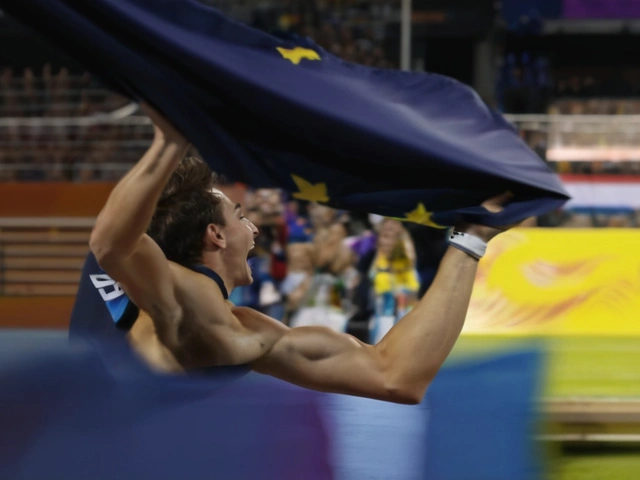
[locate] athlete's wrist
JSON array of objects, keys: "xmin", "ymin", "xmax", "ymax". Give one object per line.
[
  {"xmin": 454, "ymin": 223, "xmax": 501, "ymax": 243},
  {"xmin": 447, "ymin": 229, "xmax": 487, "ymax": 260}
]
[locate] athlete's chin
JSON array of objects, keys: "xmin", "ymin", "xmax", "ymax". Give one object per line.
[
  {"xmin": 235, "ymin": 266, "xmax": 253, "ymax": 287},
  {"xmin": 236, "ymin": 276, "xmax": 253, "ymax": 287}
]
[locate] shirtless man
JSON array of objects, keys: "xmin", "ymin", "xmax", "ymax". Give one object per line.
[{"xmin": 88, "ymin": 105, "xmax": 513, "ymax": 404}]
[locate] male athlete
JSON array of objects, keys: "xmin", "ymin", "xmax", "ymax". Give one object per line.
[{"xmin": 86, "ymin": 105, "xmax": 514, "ymax": 404}]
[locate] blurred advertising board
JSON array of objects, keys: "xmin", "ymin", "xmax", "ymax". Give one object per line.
[{"xmin": 464, "ymin": 228, "xmax": 640, "ymax": 335}]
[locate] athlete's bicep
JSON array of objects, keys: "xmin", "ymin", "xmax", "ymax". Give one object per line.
[
  {"xmin": 95, "ymin": 234, "xmax": 180, "ymax": 319},
  {"xmin": 251, "ymin": 327, "xmax": 418, "ymax": 404}
]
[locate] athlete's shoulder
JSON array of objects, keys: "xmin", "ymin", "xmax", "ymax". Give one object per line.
[
  {"xmin": 168, "ymin": 262, "xmax": 228, "ymax": 299},
  {"xmin": 231, "ymin": 306, "xmax": 289, "ymax": 337}
]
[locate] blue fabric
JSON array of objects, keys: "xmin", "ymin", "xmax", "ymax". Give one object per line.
[
  {"xmin": 326, "ymin": 394, "xmax": 429, "ymax": 480},
  {"xmin": 0, "ymin": 330, "xmax": 543, "ymax": 480},
  {"xmin": 69, "ymin": 252, "xmax": 134, "ymax": 345},
  {"xmin": 424, "ymin": 348, "xmax": 545, "ymax": 480},
  {"xmin": 326, "ymin": 348, "xmax": 545, "ymax": 480},
  {"xmin": 0, "ymin": 331, "xmax": 332, "ymax": 480},
  {"xmin": 0, "ymin": 0, "xmax": 568, "ymax": 227}
]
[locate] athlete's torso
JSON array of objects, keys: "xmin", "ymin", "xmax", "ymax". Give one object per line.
[{"xmin": 69, "ymin": 252, "xmax": 250, "ymax": 378}]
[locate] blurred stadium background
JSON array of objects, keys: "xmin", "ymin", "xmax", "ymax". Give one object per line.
[{"xmin": 1, "ymin": 0, "xmax": 640, "ymax": 478}]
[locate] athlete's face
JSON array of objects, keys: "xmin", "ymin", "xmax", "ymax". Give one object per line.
[{"xmin": 213, "ymin": 190, "xmax": 259, "ymax": 287}]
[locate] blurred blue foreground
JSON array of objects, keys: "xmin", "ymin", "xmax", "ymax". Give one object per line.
[{"xmin": 0, "ymin": 330, "xmax": 544, "ymax": 480}]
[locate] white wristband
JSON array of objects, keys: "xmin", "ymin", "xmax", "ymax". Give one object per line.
[{"xmin": 448, "ymin": 230, "xmax": 487, "ymax": 260}]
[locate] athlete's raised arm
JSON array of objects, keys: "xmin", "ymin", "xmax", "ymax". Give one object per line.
[{"xmin": 89, "ymin": 105, "xmax": 190, "ymax": 343}]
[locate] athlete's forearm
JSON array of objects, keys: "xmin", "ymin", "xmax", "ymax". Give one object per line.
[
  {"xmin": 90, "ymin": 136, "xmax": 189, "ymax": 260},
  {"xmin": 374, "ymin": 246, "xmax": 479, "ymax": 399}
]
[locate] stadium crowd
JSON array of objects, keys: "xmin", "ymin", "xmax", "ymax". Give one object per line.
[{"xmin": 0, "ymin": 65, "xmax": 135, "ymax": 182}]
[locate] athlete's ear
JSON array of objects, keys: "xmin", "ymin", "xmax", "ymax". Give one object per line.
[{"xmin": 205, "ymin": 223, "xmax": 226, "ymax": 249}]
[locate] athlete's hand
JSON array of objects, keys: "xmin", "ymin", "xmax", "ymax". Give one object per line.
[
  {"xmin": 456, "ymin": 191, "xmax": 520, "ymax": 242},
  {"xmin": 140, "ymin": 102, "xmax": 189, "ymax": 148}
]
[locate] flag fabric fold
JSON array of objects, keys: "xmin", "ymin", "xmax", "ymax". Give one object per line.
[{"xmin": 0, "ymin": 0, "xmax": 569, "ymax": 226}]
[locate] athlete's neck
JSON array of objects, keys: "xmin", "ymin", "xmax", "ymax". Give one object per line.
[{"xmin": 200, "ymin": 251, "xmax": 235, "ymax": 294}]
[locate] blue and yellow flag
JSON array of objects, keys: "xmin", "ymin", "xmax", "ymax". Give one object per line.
[{"xmin": 0, "ymin": 0, "xmax": 569, "ymax": 226}]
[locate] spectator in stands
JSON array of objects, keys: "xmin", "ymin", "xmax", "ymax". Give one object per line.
[
  {"xmin": 281, "ymin": 242, "xmax": 315, "ymax": 323},
  {"xmin": 349, "ymin": 218, "xmax": 421, "ymax": 342},
  {"xmin": 0, "ymin": 64, "xmax": 134, "ymax": 181}
]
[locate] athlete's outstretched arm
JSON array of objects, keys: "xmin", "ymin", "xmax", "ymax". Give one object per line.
[
  {"xmin": 89, "ymin": 105, "xmax": 189, "ymax": 331},
  {"xmin": 252, "ymin": 222, "xmax": 508, "ymax": 404}
]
